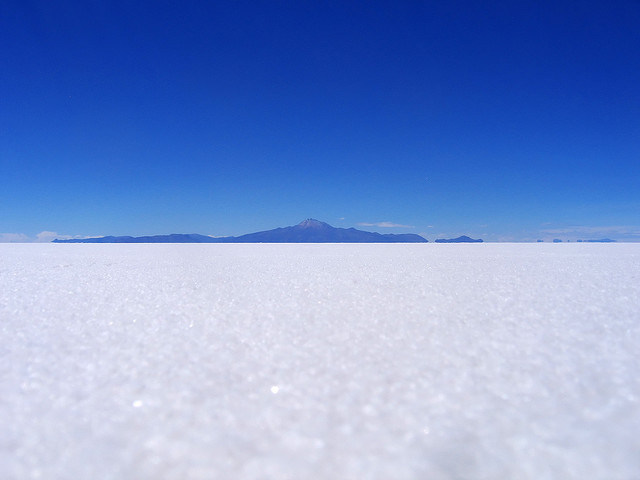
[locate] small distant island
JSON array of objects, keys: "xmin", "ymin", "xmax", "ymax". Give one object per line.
[
  {"xmin": 434, "ymin": 235, "xmax": 483, "ymax": 243},
  {"xmin": 53, "ymin": 219, "xmax": 428, "ymax": 244},
  {"xmin": 576, "ymin": 239, "xmax": 616, "ymax": 243},
  {"xmin": 548, "ymin": 238, "xmax": 616, "ymax": 243}
]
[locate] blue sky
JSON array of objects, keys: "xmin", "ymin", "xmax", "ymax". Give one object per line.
[{"xmin": 2, "ymin": 1, "xmax": 639, "ymax": 242}]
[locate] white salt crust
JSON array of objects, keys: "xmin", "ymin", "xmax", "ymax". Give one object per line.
[{"xmin": 1, "ymin": 243, "xmax": 639, "ymax": 479}]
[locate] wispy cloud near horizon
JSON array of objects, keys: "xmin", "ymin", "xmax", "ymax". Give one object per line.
[
  {"xmin": 357, "ymin": 222, "xmax": 414, "ymax": 229},
  {"xmin": 0, "ymin": 232, "xmax": 99, "ymax": 243},
  {"xmin": 0, "ymin": 233, "xmax": 31, "ymax": 243},
  {"xmin": 36, "ymin": 231, "xmax": 65, "ymax": 243},
  {"xmin": 539, "ymin": 225, "xmax": 640, "ymax": 240}
]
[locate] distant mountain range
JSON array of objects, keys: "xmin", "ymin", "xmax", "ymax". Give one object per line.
[
  {"xmin": 53, "ymin": 219, "xmax": 428, "ymax": 243},
  {"xmin": 434, "ymin": 235, "xmax": 483, "ymax": 243}
]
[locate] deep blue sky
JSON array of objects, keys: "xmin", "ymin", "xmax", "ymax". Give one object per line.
[{"xmin": 2, "ymin": 1, "xmax": 639, "ymax": 241}]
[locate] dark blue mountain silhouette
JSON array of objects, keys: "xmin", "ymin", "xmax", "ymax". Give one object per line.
[
  {"xmin": 221, "ymin": 219, "xmax": 427, "ymax": 243},
  {"xmin": 434, "ymin": 235, "xmax": 483, "ymax": 243},
  {"xmin": 53, "ymin": 219, "xmax": 428, "ymax": 243}
]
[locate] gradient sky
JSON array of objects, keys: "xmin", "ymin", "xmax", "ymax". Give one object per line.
[{"xmin": 2, "ymin": 1, "xmax": 639, "ymax": 242}]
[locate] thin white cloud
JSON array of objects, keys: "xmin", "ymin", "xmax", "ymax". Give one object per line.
[
  {"xmin": 358, "ymin": 222, "xmax": 414, "ymax": 228},
  {"xmin": 36, "ymin": 231, "xmax": 64, "ymax": 242},
  {"xmin": 0, "ymin": 232, "xmax": 98, "ymax": 243},
  {"xmin": 0, "ymin": 233, "xmax": 31, "ymax": 243},
  {"xmin": 540, "ymin": 225, "xmax": 640, "ymax": 239}
]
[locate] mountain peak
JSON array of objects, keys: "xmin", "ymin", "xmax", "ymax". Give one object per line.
[{"xmin": 297, "ymin": 218, "xmax": 329, "ymax": 228}]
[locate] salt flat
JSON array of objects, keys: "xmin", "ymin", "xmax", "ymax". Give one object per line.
[{"xmin": 1, "ymin": 243, "xmax": 639, "ymax": 479}]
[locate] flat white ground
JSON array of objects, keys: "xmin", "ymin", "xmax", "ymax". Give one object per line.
[{"xmin": 1, "ymin": 243, "xmax": 639, "ymax": 479}]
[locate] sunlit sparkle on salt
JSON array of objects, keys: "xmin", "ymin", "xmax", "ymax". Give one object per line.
[{"xmin": 1, "ymin": 242, "xmax": 639, "ymax": 480}]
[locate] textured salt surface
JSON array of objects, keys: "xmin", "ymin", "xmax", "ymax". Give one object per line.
[{"xmin": 1, "ymin": 243, "xmax": 639, "ymax": 479}]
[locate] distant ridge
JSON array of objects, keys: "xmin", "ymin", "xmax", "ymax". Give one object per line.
[
  {"xmin": 54, "ymin": 233, "xmax": 216, "ymax": 243},
  {"xmin": 434, "ymin": 235, "xmax": 483, "ymax": 243},
  {"xmin": 53, "ymin": 219, "xmax": 428, "ymax": 243}
]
